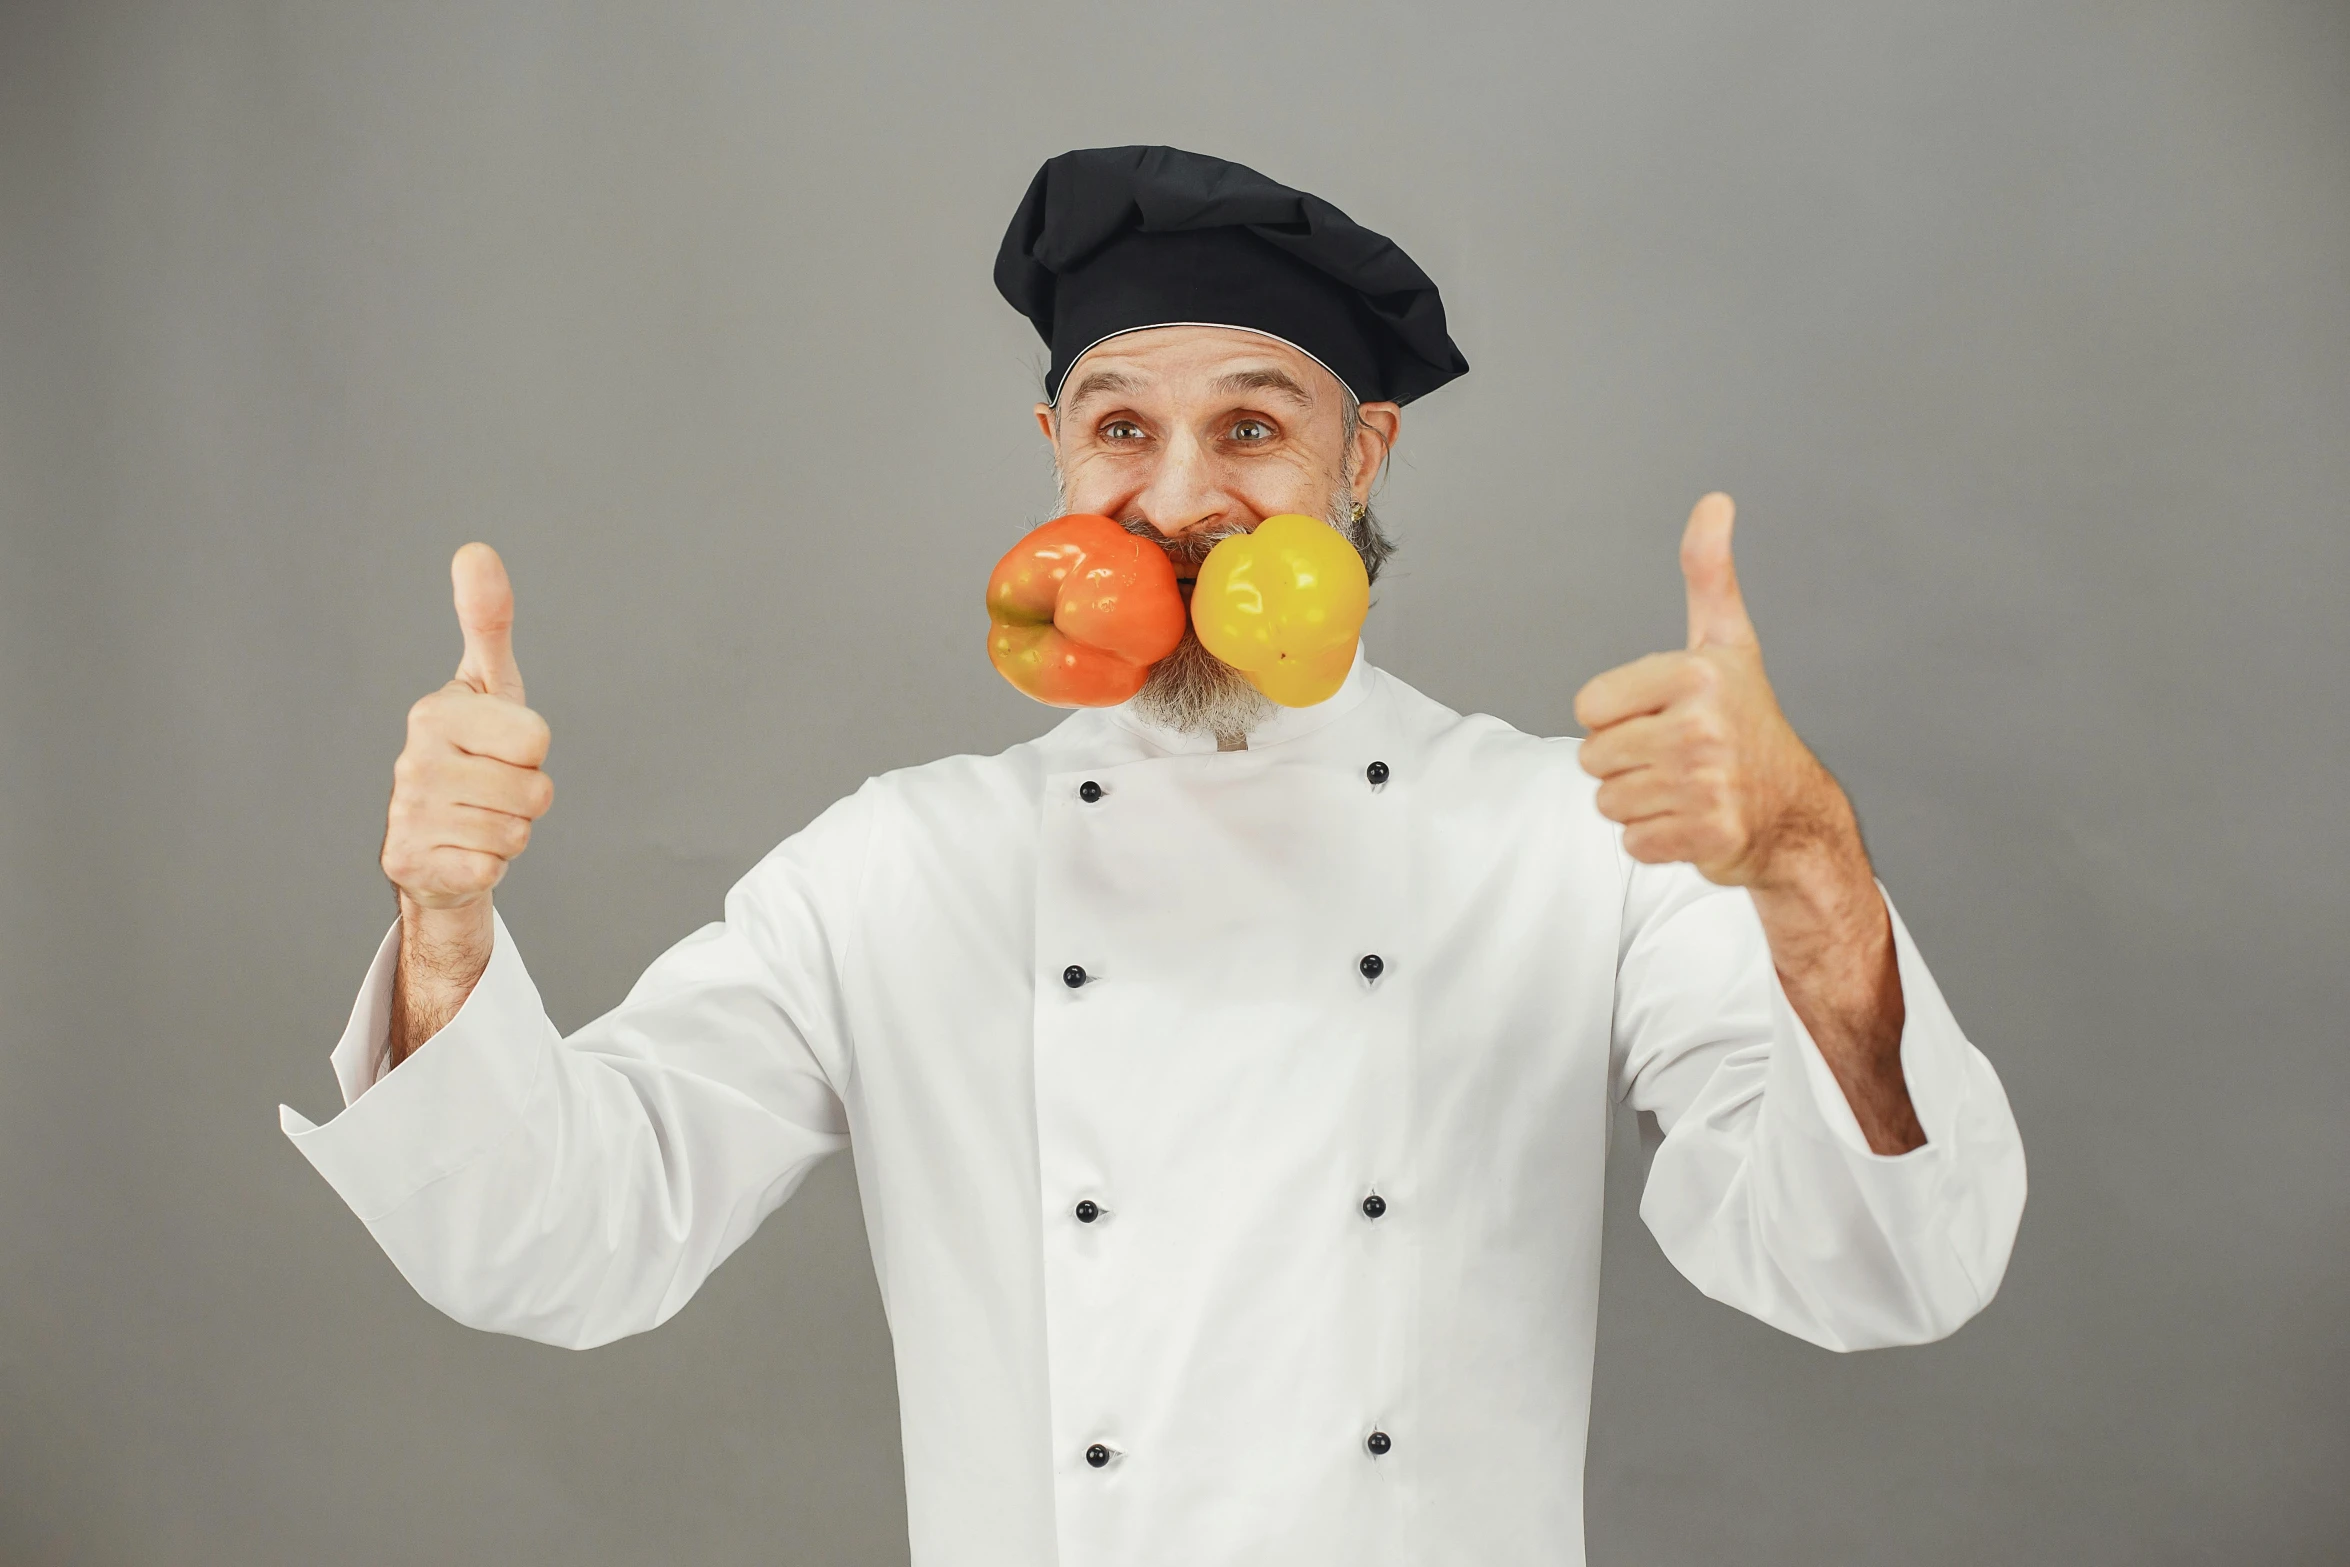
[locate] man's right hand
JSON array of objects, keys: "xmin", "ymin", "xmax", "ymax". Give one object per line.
[{"xmin": 378, "ymin": 543, "xmax": 554, "ymax": 1067}]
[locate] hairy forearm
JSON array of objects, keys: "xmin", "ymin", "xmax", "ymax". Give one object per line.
[
  {"xmin": 387, "ymin": 895, "xmax": 496, "ymax": 1069},
  {"xmin": 1748, "ymin": 801, "xmax": 1926, "ymax": 1156}
]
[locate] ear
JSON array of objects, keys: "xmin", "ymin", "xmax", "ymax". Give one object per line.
[
  {"xmin": 1034, "ymin": 402, "xmax": 1056, "ymax": 444},
  {"xmin": 1350, "ymin": 402, "xmax": 1401, "ymax": 498}
]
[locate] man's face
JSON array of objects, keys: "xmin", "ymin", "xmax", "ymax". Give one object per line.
[
  {"xmin": 1034, "ymin": 326, "xmax": 1401, "ymax": 741},
  {"xmin": 1039, "ymin": 325, "xmax": 1396, "ymax": 564}
]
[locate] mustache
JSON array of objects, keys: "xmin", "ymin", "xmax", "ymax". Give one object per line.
[
  {"xmin": 1105, "ymin": 497, "xmax": 1392, "ymax": 589},
  {"xmin": 1113, "ymin": 516, "xmax": 1251, "ymax": 570}
]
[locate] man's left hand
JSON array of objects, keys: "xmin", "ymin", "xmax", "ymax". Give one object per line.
[
  {"xmin": 1574, "ymin": 493, "xmax": 1926, "ymax": 1154},
  {"xmin": 1573, "ymin": 492, "xmax": 1848, "ymax": 888}
]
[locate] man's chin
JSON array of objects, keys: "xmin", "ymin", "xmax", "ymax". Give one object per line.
[{"xmin": 1130, "ymin": 636, "xmax": 1274, "ymax": 741}]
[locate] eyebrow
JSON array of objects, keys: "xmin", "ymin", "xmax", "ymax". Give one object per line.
[
  {"xmin": 1209, "ymin": 368, "xmax": 1315, "ymax": 407},
  {"xmin": 1061, "ymin": 368, "xmax": 1146, "ymax": 408}
]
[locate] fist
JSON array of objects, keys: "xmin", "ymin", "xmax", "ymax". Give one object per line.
[
  {"xmin": 986, "ymin": 513, "xmax": 1188, "ymax": 706},
  {"xmin": 380, "ymin": 543, "xmax": 555, "ymax": 910},
  {"xmin": 1574, "ymin": 494, "xmax": 1847, "ymax": 887}
]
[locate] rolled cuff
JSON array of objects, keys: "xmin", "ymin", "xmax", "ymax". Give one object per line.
[
  {"xmin": 1743, "ymin": 889, "xmax": 2024, "ymax": 1335},
  {"xmin": 277, "ymin": 909, "xmax": 552, "ymax": 1223}
]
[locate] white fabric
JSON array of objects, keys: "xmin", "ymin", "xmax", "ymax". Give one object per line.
[{"xmin": 281, "ymin": 652, "xmax": 2025, "ymax": 1566}]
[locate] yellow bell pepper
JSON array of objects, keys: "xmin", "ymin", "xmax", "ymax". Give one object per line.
[{"xmin": 1190, "ymin": 513, "xmax": 1370, "ymax": 707}]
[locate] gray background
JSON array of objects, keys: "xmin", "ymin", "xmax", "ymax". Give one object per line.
[{"xmin": 3, "ymin": 0, "xmax": 2344, "ymax": 1562}]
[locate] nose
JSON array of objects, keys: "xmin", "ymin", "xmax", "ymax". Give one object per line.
[{"xmin": 1128, "ymin": 425, "xmax": 1234, "ymax": 545}]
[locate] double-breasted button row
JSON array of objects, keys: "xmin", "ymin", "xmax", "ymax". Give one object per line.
[{"xmin": 1066, "ymin": 756, "xmax": 1399, "ymax": 1480}]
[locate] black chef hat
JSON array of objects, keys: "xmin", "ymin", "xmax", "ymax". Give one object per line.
[{"xmin": 995, "ymin": 145, "xmax": 1470, "ymax": 407}]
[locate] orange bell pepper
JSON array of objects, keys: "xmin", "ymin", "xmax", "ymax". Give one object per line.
[{"xmin": 985, "ymin": 513, "xmax": 1188, "ymax": 707}]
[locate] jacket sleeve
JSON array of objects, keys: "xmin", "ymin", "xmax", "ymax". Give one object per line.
[
  {"xmin": 277, "ymin": 789, "xmax": 873, "ymax": 1350},
  {"xmin": 1610, "ymin": 859, "xmax": 2026, "ymax": 1351}
]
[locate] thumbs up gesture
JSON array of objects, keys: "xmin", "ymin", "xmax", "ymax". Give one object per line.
[
  {"xmin": 380, "ymin": 544, "xmax": 555, "ymax": 912},
  {"xmin": 1574, "ymin": 495, "xmax": 1850, "ymax": 888}
]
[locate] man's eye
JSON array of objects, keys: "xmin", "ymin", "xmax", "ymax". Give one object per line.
[
  {"xmin": 1101, "ymin": 420, "xmax": 1146, "ymax": 442},
  {"xmin": 1230, "ymin": 418, "xmax": 1275, "ymax": 443}
]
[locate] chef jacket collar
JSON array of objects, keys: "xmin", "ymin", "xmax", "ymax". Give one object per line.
[{"xmin": 1101, "ymin": 642, "xmax": 1374, "ymax": 756}]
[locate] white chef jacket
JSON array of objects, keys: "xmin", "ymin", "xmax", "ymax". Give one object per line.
[{"xmin": 281, "ymin": 650, "xmax": 2025, "ymax": 1567}]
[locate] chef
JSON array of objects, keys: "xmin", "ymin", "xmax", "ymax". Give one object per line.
[{"xmin": 282, "ymin": 146, "xmax": 2026, "ymax": 1565}]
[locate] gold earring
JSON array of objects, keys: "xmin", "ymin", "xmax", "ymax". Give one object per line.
[{"xmin": 1350, "ymin": 501, "xmax": 1367, "ymax": 523}]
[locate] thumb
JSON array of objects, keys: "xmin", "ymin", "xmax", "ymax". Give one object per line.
[
  {"xmin": 451, "ymin": 542, "xmax": 525, "ymax": 702},
  {"xmin": 1680, "ymin": 492, "xmax": 1755, "ymax": 651}
]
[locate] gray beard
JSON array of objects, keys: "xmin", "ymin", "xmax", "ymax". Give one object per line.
[
  {"xmin": 1127, "ymin": 628, "xmax": 1275, "ymax": 747},
  {"xmin": 1108, "ymin": 491, "xmax": 1394, "ymax": 746}
]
